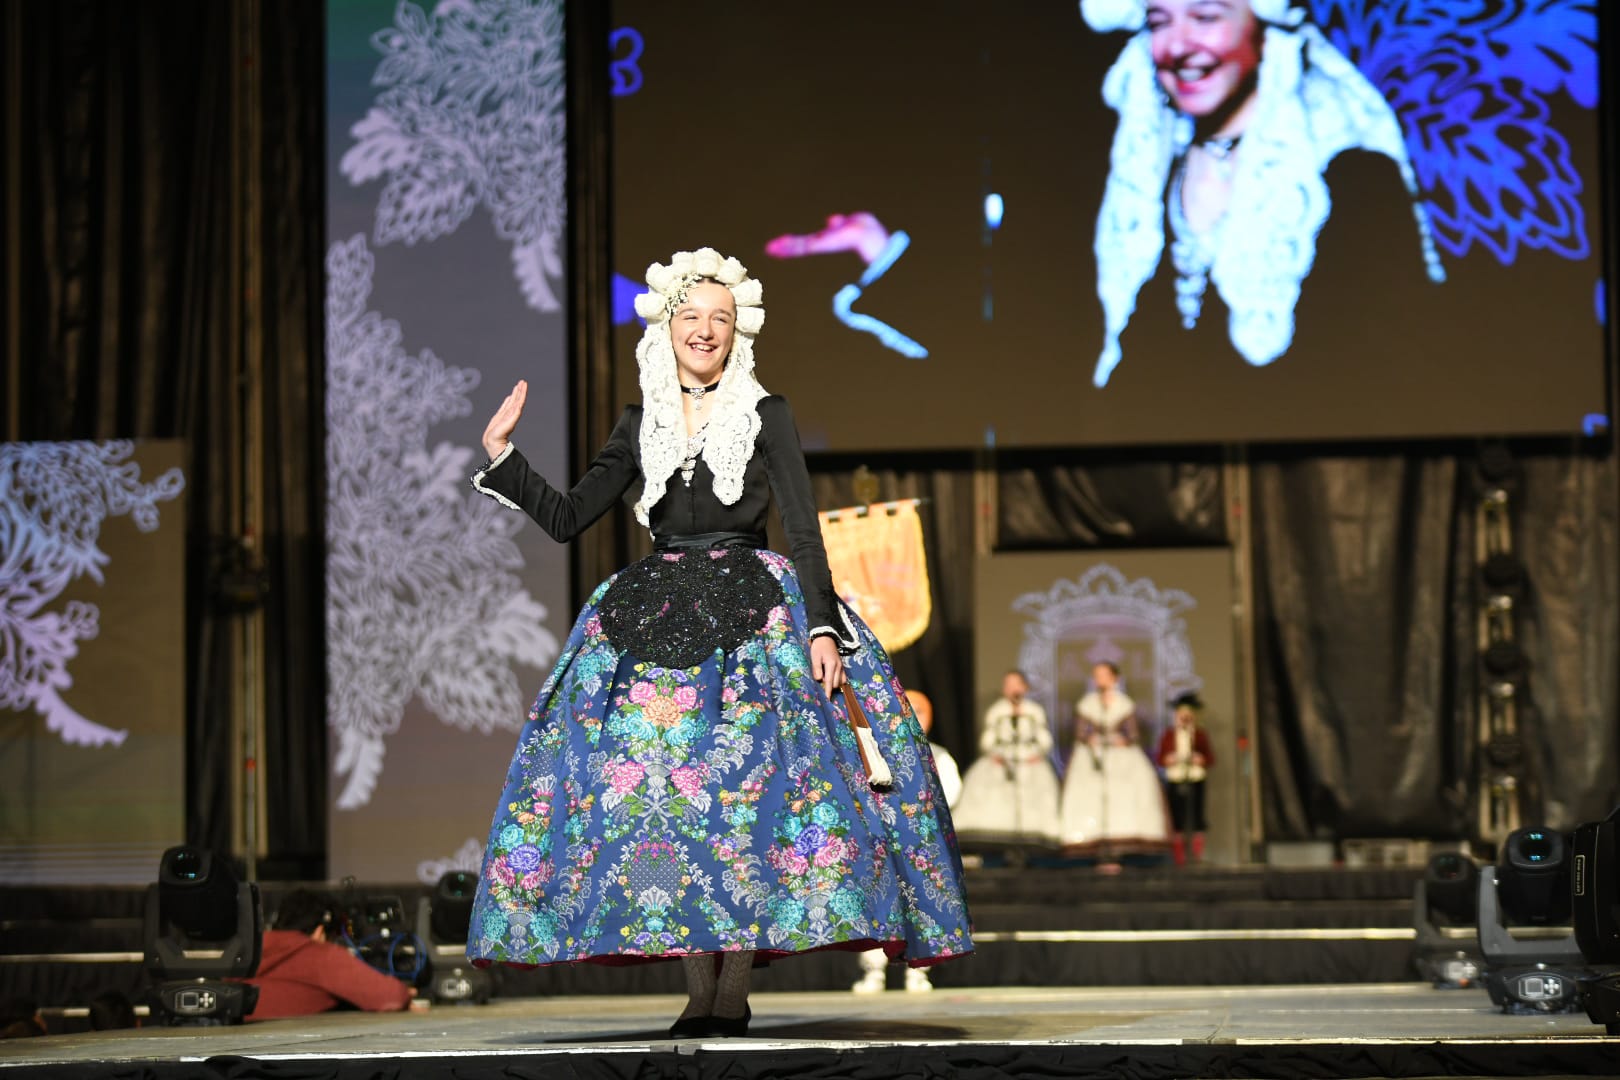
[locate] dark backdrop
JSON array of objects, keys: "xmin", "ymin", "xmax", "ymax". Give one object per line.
[
  {"xmin": 5, "ymin": 1, "xmax": 1616, "ymax": 871},
  {"xmin": 3, "ymin": 0, "xmax": 326, "ymax": 870}
]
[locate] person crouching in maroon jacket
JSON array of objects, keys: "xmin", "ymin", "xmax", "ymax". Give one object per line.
[
  {"xmin": 241, "ymin": 889, "xmax": 413, "ymax": 1021},
  {"xmin": 1157, "ymin": 692, "xmax": 1215, "ymax": 865}
]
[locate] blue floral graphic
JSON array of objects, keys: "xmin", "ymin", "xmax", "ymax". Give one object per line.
[{"xmin": 1306, "ymin": 0, "xmax": 1598, "ymax": 265}]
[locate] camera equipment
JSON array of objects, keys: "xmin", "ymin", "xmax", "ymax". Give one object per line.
[
  {"xmin": 1411, "ymin": 852, "xmax": 1482, "ymax": 988},
  {"xmin": 416, "ymin": 871, "xmax": 493, "ymax": 1004},
  {"xmin": 336, "ymin": 890, "xmax": 426, "ymax": 984},
  {"xmin": 1477, "ymin": 828, "xmax": 1588, "ymax": 1014},
  {"xmin": 144, "ymin": 846, "xmax": 262, "ymax": 1026}
]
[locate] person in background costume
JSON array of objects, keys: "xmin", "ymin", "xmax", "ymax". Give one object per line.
[
  {"xmin": 1058, "ymin": 662, "xmax": 1170, "ymax": 866},
  {"xmin": 952, "ymin": 671, "xmax": 1062, "ymax": 849},
  {"xmin": 1157, "ymin": 691, "xmax": 1215, "ymax": 865}
]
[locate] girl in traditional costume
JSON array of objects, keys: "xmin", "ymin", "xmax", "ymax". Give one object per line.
[{"xmin": 464, "ymin": 249, "xmax": 972, "ymax": 1037}]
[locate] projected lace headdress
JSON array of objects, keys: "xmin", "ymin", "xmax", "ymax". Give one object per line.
[
  {"xmin": 631, "ymin": 248, "xmax": 768, "ymax": 528},
  {"xmin": 1082, "ymin": 0, "xmax": 1444, "ymax": 387}
]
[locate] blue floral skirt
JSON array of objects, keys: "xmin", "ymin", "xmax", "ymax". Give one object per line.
[{"xmin": 466, "ymin": 547, "xmax": 974, "ymax": 968}]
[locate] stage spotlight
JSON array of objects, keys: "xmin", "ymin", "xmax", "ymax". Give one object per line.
[
  {"xmin": 1426, "ymin": 853, "xmax": 1479, "ymax": 924},
  {"xmin": 143, "ymin": 846, "xmax": 262, "ymax": 1026},
  {"xmin": 1498, "ymin": 828, "xmax": 1572, "ymax": 925},
  {"xmin": 1572, "ymin": 806, "xmax": 1620, "ymax": 964},
  {"xmin": 1481, "ymin": 642, "xmax": 1525, "ymax": 678},
  {"xmin": 1477, "ymin": 828, "xmax": 1589, "ymax": 1014},
  {"xmin": 415, "ymin": 872, "xmax": 493, "ymax": 1005},
  {"xmin": 1480, "ymin": 553, "xmax": 1526, "ymax": 591},
  {"xmin": 1411, "ymin": 852, "xmax": 1482, "ymax": 988},
  {"xmin": 1476, "ymin": 441, "xmax": 1518, "ymax": 486},
  {"xmin": 1581, "ymin": 971, "xmax": 1620, "ymax": 1035}
]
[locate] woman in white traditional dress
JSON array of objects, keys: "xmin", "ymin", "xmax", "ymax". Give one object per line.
[
  {"xmin": 952, "ymin": 671, "xmax": 1062, "ymax": 849},
  {"xmin": 1058, "ymin": 662, "xmax": 1169, "ymax": 860}
]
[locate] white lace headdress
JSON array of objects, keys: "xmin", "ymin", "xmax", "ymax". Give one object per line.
[
  {"xmin": 630, "ymin": 247, "xmax": 768, "ymax": 527},
  {"xmin": 1082, "ymin": 0, "xmax": 1445, "ymax": 386}
]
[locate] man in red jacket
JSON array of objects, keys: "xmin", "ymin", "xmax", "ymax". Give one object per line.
[
  {"xmin": 242, "ymin": 890, "xmax": 414, "ymax": 1021},
  {"xmin": 1157, "ymin": 692, "xmax": 1216, "ymax": 866}
]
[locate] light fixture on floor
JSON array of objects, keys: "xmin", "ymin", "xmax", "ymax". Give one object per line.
[
  {"xmin": 1478, "ymin": 827, "xmax": 1588, "ymax": 1014},
  {"xmin": 1412, "ymin": 851, "xmax": 1482, "ymax": 988},
  {"xmin": 1572, "ymin": 806, "xmax": 1620, "ymax": 1032},
  {"xmin": 1572, "ymin": 806, "xmax": 1620, "ymax": 963},
  {"xmin": 144, "ymin": 846, "xmax": 262, "ymax": 1025},
  {"xmin": 416, "ymin": 871, "xmax": 493, "ymax": 1004}
]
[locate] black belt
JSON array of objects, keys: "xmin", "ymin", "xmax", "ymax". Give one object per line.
[{"xmin": 653, "ymin": 530, "xmax": 765, "ymax": 552}]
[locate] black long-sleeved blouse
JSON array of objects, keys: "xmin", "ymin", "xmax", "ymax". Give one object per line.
[{"xmin": 471, "ymin": 394, "xmax": 855, "ymax": 648}]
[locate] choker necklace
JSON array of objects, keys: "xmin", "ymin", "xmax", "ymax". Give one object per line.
[
  {"xmin": 680, "ymin": 377, "xmax": 721, "ymax": 405},
  {"xmin": 1196, "ymin": 134, "xmax": 1241, "ymax": 162}
]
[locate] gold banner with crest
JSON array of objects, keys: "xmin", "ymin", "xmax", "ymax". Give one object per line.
[{"xmin": 818, "ymin": 500, "xmax": 932, "ymax": 653}]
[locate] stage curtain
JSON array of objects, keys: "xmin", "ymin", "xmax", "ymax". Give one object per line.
[
  {"xmin": 997, "ymin": 452, "xmax": 1228, "ymax": 549},
  {"xmin": 1251, "ymin": 447, "xmax": 1619, "ymax": 841},
  {"xmin": 5, "ymin": 0, "xmax": 326, "ymax": 871}
]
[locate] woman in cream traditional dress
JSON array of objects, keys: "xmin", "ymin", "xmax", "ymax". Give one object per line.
[
  {"xmin": 1058, "ymin": 662, "xmax": 1169, "ymax": 858},
  {"xmin": 952, "ymin": 671, "xmax": 1062, "ymax": 849}
]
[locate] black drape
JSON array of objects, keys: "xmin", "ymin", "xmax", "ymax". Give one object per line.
[
  {"xmin": 996, "ymin": 451, "xmax": 1227, "ymax": 550},
  {"xmin": 1250, "ymin": 447, "xmax": 1620, "ymax": 842},
  {"xmin": 5, "ymin": 0, "xmax": 326, "ymax": 872}
]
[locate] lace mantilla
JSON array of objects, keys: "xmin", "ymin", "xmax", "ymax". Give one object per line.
[
  {"xmin": 631, "ymin": 248, "xmax": 768, "ymax": 529},
  {"xmin": 1088, "ymin": 15, "xmax": 1444, "ymax": 386}
]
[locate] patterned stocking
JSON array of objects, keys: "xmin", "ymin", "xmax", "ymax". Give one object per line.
[
  {"xmin": 713, "ymin": 950, "xmax": 754, "ymax": 1020},
  {"xmin": 679, "ymin": 955, "xmax": 717, "ymax": 1021}
]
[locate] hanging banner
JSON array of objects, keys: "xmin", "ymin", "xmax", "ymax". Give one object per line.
[{"xmin": 818, "ymin": 501, "xmax": 932, "ymax": 653}]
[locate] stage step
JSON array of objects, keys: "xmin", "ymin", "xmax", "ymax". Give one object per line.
[{"xmin": 0, "ymin": 867, "xmax": 1426, "ymax": 1004}]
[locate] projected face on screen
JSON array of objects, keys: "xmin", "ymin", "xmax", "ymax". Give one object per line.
[
  {"xmin": 1087, "ymin": 0, "xmax": 1450, "ymax": 386},
  {"xmin": 1144, "ymin": 0, "xmax": 1264, "ymax": 121},
  {"xmin": 612, "ymin": 0, "xmax": 1606, "ymax": 448}
]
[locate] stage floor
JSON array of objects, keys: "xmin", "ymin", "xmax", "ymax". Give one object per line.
[{"xmin": 2, "ymin": 984, "xmax": 1614, "ymax": 1078}]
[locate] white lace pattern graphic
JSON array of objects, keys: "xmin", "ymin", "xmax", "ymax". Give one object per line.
[
  {"xmin": 339, "ymin": 0, "xmax": 566, "ymax": 313},
  {"xmin": 0, "ymin": 441, "xmax": 184, "ymax": 748},
  {"xmin": 325, "ymin": 234, "xmax": 559, "ymax": 810}
]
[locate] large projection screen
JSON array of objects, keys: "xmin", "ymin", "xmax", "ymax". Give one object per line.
[{"xmin": 612, "ymin": 1, "xmax": 1607, "ymax": 450}]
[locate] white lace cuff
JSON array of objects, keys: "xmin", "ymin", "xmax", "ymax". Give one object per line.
[
  {"xmin": 470, "ymin": 443, "xmax": 521, "ymax": 511},
  {"xmin": 809, "ymin": 601, "xmax": 861, "ymax": 656}
]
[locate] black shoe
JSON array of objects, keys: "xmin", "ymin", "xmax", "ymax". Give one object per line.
[
  {"xmin": 667, "ymin": 1014, "xmax": 710, "ymax": 1039},
  {"xmin": 707, "ymin": 1004, "xmax": 751, "ymax": 1038}
]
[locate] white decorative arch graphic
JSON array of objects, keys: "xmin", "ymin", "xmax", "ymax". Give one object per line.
[{"xmin": 1012, "ymin": 562, "xmax": 1203, "ymax": 740}]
